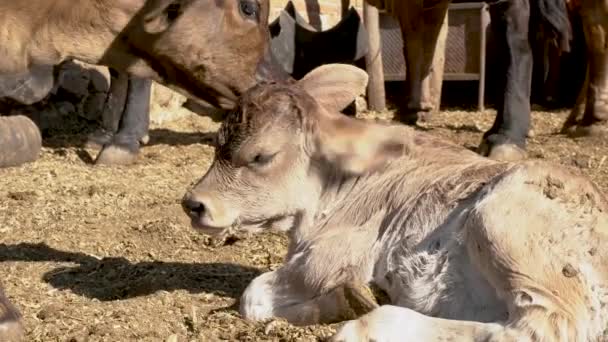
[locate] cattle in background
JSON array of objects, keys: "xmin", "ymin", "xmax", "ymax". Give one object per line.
[
  {"xmin": 0, "ymin": 0, "xmax": 284, "ymax": 168},
  {"xmin": 362, "ymin": 0, "xmax": 571, "ymax": 161},
  {"xmin": 269, "ymin": 1, "xmax": 369, "ymax": 81},
  {"xmin": 561, "ymin": 0, "xmax": 608, "ymax": 137},
  {"xmin": 182, "ymin": 64, "xmax": 608, "ymax": 341}
]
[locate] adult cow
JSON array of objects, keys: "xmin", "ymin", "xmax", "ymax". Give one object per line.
[
  {"xmin": 0, "ymin": 0, "xmax": 283, "ymax": 168},
  {"xmin": 363, "ymin": 0, "xmax": 571, "ymax": 161},
  {"xmin": 561, "ymin": 0, "xmax": 608, "ymax": 137},
  {"xmin": 183, "ymin": 64, "xmax": 608, "ymax": 340}
]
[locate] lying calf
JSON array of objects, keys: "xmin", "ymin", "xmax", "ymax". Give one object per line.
[{"xmin": 183, "ymin": 64, "xmax": 608, "ymax": 341}]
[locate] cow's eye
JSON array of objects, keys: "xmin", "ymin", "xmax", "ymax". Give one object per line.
[
  {"xmin": 239, "ymin": 0, "xmax": 259, "ymax": 20},
  {"xmin": 250, "ymin": 152, "xmax": 275, "ymax": 166}
]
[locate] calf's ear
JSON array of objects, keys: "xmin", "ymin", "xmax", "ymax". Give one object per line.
[
  {"xmin": 143, "ymin": 0, "xmax": 186, "ymax": 34},
  {"xmin": 309, "ymin": 110, "xmax": 408, "ymax": 175},
  {"xmin": 298, "ymin": 64, "xmax": 368, "ymax": 113}
]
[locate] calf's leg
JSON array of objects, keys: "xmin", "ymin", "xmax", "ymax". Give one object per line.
[
  {"xmin": 241, "ymin": 227, "xmax": 381, "ymax": 325},
  {"xmin": 95, "ymin": 76, "xmax": 151, "ymax": 165},
  {"xmin": 478, "ymin": 0, "xmax": 530, "ymax": 161},
  {"xmin": 334, "ymin": 164, "xmax": 608, "ymax": 341}
]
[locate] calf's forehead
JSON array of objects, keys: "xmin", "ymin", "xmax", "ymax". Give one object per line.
[{"xmin": 218, "ymin": 84, "xmax": 312, "ymax": 148}]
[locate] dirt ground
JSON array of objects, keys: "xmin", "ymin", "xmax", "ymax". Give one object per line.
[{"xmin": 1, "ymin": 97, "xmax": 608, "ymax": 342}]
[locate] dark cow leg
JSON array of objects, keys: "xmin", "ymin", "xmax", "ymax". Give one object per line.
[
  {"xmin": 395, "ymin": 0, "xmax": 449, "ymax": 125},
  {"xmin": 86, "ymin": 69, "xmax": 129, "ymax": 149},
  {"xmin": 0, "ymin": 286, "xmax": 23, "ymax": 342},
  {"xmin": 478, "ymin": 0, "xmax": 530, "ymax": 161},
  {"xmin": 0, "ymin": 115, "xmax": 42, "ymax": 168},
  {"xmin": 95, "ymin": 76, "xmax": 151, "ymax": 165},
  {"xmin": 562, "ymin": 3, "xmax": 608, "ymax": 137}
]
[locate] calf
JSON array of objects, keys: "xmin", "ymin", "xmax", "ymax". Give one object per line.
[
  {"xmin": 183, "ymin": 64, "xmax": 608, "ymax": 340},
  {"xmin": 0, "ymin": 0, "xmax": 281, "ymax": 167}
]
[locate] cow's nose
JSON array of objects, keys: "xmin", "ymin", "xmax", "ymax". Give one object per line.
[
  {"xmin": 182, "ymin": 197, "xmax": 206, "ymax": 217},
  {"xmin": 255, "ymin": 48, "xmax": 291, "ymax": 83}
]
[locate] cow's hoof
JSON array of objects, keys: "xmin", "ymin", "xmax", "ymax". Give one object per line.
[
  {"xmin": 564, "ymin": 123, "xmax": 608, "ymax": 138},
  {"xmin": 86, "ymin": 129, "xmax": 113, "ymax": 149},
  {"xmin": 478, "ymin": 141, "xmax": 527, "ymax": 162},
  {"xmin": 139, "ymin": 134, "xmax": 150, "ymax": 145},
  {"xmin": 0, "ymin": 320, "xmax": 23, "ymax": 342},
  {"xmin": 95, "ymin": 144, "xmax": 139, "ymax": 165},
  {"xmin": 393, "ymin": 109, "xmax": 429, "ymax": 126}
]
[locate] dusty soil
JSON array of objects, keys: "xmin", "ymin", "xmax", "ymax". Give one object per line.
[{"xmin": 1, "ymin": 100, "xmax": 608, "ymax": 341}]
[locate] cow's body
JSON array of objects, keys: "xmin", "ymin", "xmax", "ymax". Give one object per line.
[
  {"xmin": 364, "ymin": 0, "xmax": 571, "ymax": 161},
  {"xmin": 0, "ymin": 0, "xmax": 281, "ymax": 167},
  {"xmin": 562, "ymin": 0, "xmax": 608, "ymax": 137},
  {"xmin": 184, "ymin": 65, "xmax": 608, "ymax": 341}
]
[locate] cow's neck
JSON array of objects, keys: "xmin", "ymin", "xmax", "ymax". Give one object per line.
[{"xmin": 0, "ymin": 0, "xmax": 153, "ymax": 76}]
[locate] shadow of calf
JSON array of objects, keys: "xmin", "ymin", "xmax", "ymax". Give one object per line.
[{"xmin": 0, "ymin": 243, "xmax": 260, "ymax": 301}]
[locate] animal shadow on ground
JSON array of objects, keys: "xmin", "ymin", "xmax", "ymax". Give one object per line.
[{"xmin": 0, "ymin": 243, "xmax": 260, "ymax": 301}]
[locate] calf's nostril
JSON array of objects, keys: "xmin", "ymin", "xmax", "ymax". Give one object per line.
[{"xmin": 183, "ymin": 198, "xmax": 205, "ymax": 216}]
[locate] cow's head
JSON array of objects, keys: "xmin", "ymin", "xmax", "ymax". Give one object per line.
[
  {"xmin": 182, "ymin": 64, "xmax": 406, "ymax": 235},
  {"xmin": 121, "ymin": 0, "xmax": 287, "ymax": 109}
]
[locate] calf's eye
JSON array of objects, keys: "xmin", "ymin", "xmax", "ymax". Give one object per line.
[
  {"xmin": 240, "ymin": 0, "xmax": 259, "ymax": 20},
  {"xmin": 251, "ymin": 152, "xmax": 275, "ymax": 166}
]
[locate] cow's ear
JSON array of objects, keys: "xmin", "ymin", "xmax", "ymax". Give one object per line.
[
  {"xmin": 143, "ymin": 0, "xmax": 185, "ymax": 34},
  {"xmin": 298, "ymin": 64, "xmax": 368, "ymax": 113},
  {"xmin": 308, "ymin": 110, "xmax": 408, "ymax": 175}
]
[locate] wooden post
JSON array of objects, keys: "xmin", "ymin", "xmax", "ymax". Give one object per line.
[
  {"xmin": 305, "ymin": 0, "xmax": 322, "ymax": 31},
  {"xmin": 363, "ymin": 3, "xmax": 386, "ymax": 111},
  {"xmin": 429, "ymin": 10, "xmax": 448, "ymax": 112}
]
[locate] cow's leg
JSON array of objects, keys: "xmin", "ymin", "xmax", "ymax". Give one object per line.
[
  {"xmin": 478, "ymin": 0, "xmax": 530, "ymax": 161},
  {"xmin": 95, "ymin": 76, "xmax": 151, "ymax": 165},
  {"xmin": 563, "ymin": 3, "xmax": 608, "ymax": 137},
  {"xmin": 561, "ymin": 65, "xmax": 589, "ymax": 133},
  {"xmin": 334, "ymin": 164, "xmax": 608, "ymax": 341},
  {"xmin": 394, "ymin": 1, "xmax": 428, "ymax": 125},
  {"xmin": 86, "ymin": 69, "xmax": 128, "ymax": 149},
  {"xmin": 0, "ymin": 286, "xmax": 23, "ymax": 342}
]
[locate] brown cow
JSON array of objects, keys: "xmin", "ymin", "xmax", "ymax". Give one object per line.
[
  {"xmin": 183, "ymin": 64, "xmax": 608, "ymax": 340},
  {"xmin": 561, "ymin": 0, "xmax": 608, "ymax": 136},
  {"xmin": 0, "ymin": 0, "xmax": 280, "ymax": 167}
]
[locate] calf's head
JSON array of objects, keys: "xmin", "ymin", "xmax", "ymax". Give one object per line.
[
  {"xmin": 182, "ymin": 64, "xmax": 406, "ymax": 235},
  {"xmin": 118, "ymin": 0, "xmax": 286, "ymax": 109}
]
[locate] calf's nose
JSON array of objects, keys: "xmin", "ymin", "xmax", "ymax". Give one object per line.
[{"xmin": 182, "ymin": 196, "xmax": 206, "ymax": 217}]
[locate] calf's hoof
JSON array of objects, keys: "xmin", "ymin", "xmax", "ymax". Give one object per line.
[
  {"xmin": 86, "ymin": 129, "xmax": 114, "ymax": 149},
  {"xmin": 478, "ymin": 140, "xmax": 527, "ymax": 162},
  {"xmin": 95, "ymin": 144, "xmax": 139, "ymax": 165},
  {"xmin": 0, "ymin": 320, "xmax": 23, "ymax": 342},
  {"xmin": 563, "ymin": 123, "xmax": 608, "ymax": 138}
]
